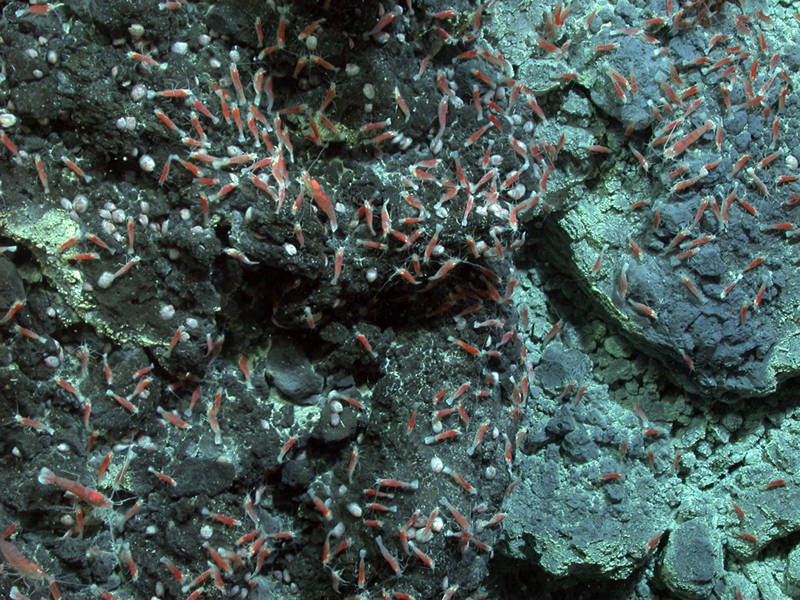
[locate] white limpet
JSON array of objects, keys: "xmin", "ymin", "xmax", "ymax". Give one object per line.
[
  {"xmin": 72, "ymin": 194, "xmax": 89, "ymax": 213},
  {"xmin": 97, "ymin": 272, "xmax": 116, "ymax": 289},
  {"xmin": 139, "ymin": 154, "xmax": 155, "ymax": 172},
  {"xmin": 128, "ymin": 24, "xmax": 144, "ymax": 39},
  {"xmin": 508, "ymin": 184, "xmax": 526, "ymax": 200},
  {"xmin": 330, "ymin": 522, "xmax": 346, "ymax": 538},
  {"xmin": 122, "ymin": 116, "xmax": 138, "ymax": 131}
]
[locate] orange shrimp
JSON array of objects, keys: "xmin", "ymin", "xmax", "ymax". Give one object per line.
[
  {"xmin": 0, "ymin": 537, "xmax": 50, "ymax": 582},
  {"xmin": 302, "ymin": 172, "xmax": 338, "ymax": 232}
]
